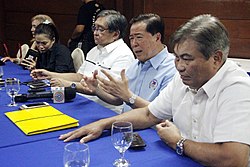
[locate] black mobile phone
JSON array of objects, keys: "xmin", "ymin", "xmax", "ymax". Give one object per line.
[
  {"xmin": 130, "ymin": 132, "xmax": 146, "ymax": 148},
  {"xmin": 24, "ymin": 49, "xmax": 38, "ymax": 61},
  {"xmin": 19, "ymin": 102, "xmax": 49, "ymax": 110},
  {"xmin": 28, "ymin": 81, "xmax": 50, "ymax": 89},
  {"xmin": 29, "ymin": 84, "xmax": 49, "ymax": 89},
  {"xmin": 28, "ymin": 88, "xmax": 46, "ymax": 93},
  {"xmin": 0, "ymin": 60, "xmax": 5, "ymax": 66}
]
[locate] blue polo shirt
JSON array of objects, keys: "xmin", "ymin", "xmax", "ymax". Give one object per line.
[{"xmin": 123, "ymin": 47, "xmax": 177, "ymax": 112}]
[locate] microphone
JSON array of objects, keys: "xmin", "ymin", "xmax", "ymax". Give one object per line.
[{"xmin": 15, "ymin": 87, "xmax": 76, "ymax": 102}]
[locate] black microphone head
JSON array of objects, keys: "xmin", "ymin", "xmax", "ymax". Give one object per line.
[
  {"xmin": 16, "ymin": 87, "xmax": 76, "ymax": 103},
  {"xmin": 64, "ymin": 87, "xmax": 76, "ymax": 101}
]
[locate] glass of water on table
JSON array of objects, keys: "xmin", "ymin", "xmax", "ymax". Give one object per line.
[{"xmin": 5, "ymin": 78, "xmax": 20, "ymax": 106}]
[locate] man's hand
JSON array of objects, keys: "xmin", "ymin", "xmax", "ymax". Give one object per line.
[
  {"xmin": 82, "ymin": 70, "xmax": 99, "ymax": 94},
  {"xmin": 50, "ymin": 78, "xmax": 71, "ymax": 87},
  {"xmin": 97, "ymin": 69, "xmax": 130, "ymax": 101},
  {"xmin": 59, "ymin": 121, "xmax": 105, "ymax": 143},
  {"xmin": 30, "ymin": 69, "xmax": 51, "ymax": 80},
  {"xmin": 156, "ymin": 120, "xmax": 182, "ymax": 149}
]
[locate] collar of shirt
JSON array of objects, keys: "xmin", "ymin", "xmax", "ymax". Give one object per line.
[
  {"xmin": 138, "ymin": 47, "xmax": 170, "ymax": 70},
  {"xmin": 197, "ymin": 60, "xmax": 239, "ymax": 99},
  {"xmin": 97, "ymin": 39, "xmax": 124, "ymax": 55}
]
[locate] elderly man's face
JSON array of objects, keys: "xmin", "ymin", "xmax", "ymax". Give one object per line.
[
  {"xmin": 93, "ymin": 17, "xmax": 118, "ymax": 47},
  {"xmin": 174, "ymin": 38, "xmax": 218, "ymax": 89},
  {"xmin": 129, "ymin": 22, "xmax": 160, "ymax": 62}
]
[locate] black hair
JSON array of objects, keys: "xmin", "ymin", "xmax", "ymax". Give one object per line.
[
  {"xmin": 130, "ymin": 13, "xmax": 165, "ymax": 43},
  {"xmin": 34, "ymin": 23, "xmax": 59, "ymax": 43}
]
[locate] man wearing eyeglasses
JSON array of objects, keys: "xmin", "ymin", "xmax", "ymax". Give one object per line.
[
  {"xmin": 82, "ymin": 13, "xmax": 177, "ymax": 113},
  {"xmin": 60, "ymin": 14, "xmax": 250, "ymax": 167},
  {"xmin": 31, "ymin": 10, "xmax": 135, "ymax": 112}
]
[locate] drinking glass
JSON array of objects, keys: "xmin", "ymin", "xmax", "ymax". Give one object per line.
[
  {"xmin": 111, "ymin": 121, "xmax": 133, "ymax": 167},
  {"xmin": 5, "ymin": 78, "xmax": 20, "ymax": 106},
  {"xmin": 0, "ymin": 66, "xmax": 4, "ymax": 90},
  {"xmin": 0, "ymin": 66, "xmax": 3, "ymax": 79},
  {"xmin": 63, "ymin": 142, "xmax": 90, "ymax": 167}
]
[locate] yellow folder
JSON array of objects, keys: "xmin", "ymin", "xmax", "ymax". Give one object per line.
[{"xmin": 5, "ymin": 106, "xmax": 79, "ymax": 135}]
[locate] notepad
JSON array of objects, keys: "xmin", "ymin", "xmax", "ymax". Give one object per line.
[{"xmin": 5, "ymin": 106, "xmax": 79, "ymax": 135}]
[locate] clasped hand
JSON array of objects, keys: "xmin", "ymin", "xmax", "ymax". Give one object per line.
[{"xmin": 156, "ymin": 120, "xmax": 182, "ymax": 149}]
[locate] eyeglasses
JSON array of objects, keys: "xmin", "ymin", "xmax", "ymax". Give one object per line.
[{"xmin": 92, "ymin": 26, "xmax": 109, "ymax": 33}]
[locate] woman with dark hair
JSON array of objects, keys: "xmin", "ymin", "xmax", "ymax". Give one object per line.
[
  {"xmin": 30, "ymin": 14, "xmax": 55, "ymax": 39},
  {"xmin": 22, "ymin": 23, "xmax": 75, "ymax": 73},
  {"xmin": 1, "ymin": 14, "xmax": 55, "ymax": 63}
]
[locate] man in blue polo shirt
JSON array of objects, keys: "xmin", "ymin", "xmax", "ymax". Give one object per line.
[
  {"xmin": 60, "ymin": 14, "xmax": 250, "ymax": 167},
  {"xmin": 83, "ymin": 13, "xmax": 176, "ymax": 113}
]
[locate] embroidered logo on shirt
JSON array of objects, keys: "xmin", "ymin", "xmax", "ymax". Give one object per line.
[{"xmin": 149, "ymin": 79, "xmax": 158, "ymax": 90}]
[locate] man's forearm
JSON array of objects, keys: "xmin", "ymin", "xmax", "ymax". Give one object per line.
[
  {"xmin": 52, "ymin": 73, "xmax": 83, "ymax": 82},
  {"xmin": 70, "ymin": 30, "xmax": 82, "ymax": 40},
  {"xmin": 70, "ymin": 25, "xmax": 85, "ymax": 40},
  {"xmin": 118, "ymin": 90, "xmax": 150, "ymax": 109},
  {"xmin": 182, "ymin": 141, "xmax": 249, "ymax": 167},
  {"xmin": 101, "ymin": 106, "xmax": 160, "ymax": 130}
]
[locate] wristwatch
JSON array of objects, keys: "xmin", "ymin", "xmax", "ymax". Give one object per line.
[
  {"xmin": 176, "ymin": 137, "xmax": 186, "ymax": 156},
  {"xmin": 71, "ymin": 82, "xmax": 76, "ymax": 89},
  {"xmin": 127, "ymin": 93, "xmax": 137, "ymax": 106}
]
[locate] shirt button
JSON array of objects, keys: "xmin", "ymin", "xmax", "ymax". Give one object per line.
[{"xmin": 193, "ymin": 119, "xmax": 197, "ymax": 123}]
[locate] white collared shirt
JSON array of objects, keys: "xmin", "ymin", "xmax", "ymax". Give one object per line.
[
  {"xmin": 78, "ymin": 39, "xmax": 134, "ymax": 78},
  {"xmin": 149, "ymin": 60, "xmax": 250, "ymax": 147},
  {"xmin": 78, "ymin": 39, "xmax": 135, "ymax": 113}
]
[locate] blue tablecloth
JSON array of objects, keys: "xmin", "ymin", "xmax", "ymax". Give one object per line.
[{"xmin": 0, "ymin": 62, "xmax": 203, "ymax": 167}]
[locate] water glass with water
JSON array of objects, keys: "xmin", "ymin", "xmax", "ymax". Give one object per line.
[
  {"xmin": 111, "ymin": 121, "xmax": 133, "ymax": 167},
  {"xmin": 5, "ymin": 78, "xmax": 20, "ymax": 106},
  {"xmin": 0, "ymin": 66, "xmax": 3, "ymax": 79}
]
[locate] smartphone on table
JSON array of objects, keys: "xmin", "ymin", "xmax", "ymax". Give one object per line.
[{"xmin": 19, "ymin": 102, "xmax": 49, "ymax": 110}]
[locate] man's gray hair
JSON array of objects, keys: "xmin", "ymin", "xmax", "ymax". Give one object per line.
[
  {"xmin": 170, "ymin": 14, "xmax": 230, "ymax": 60},
  {"xmin": 97, "ymin": 10, "xmax": 128, "ymax": 39}
]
